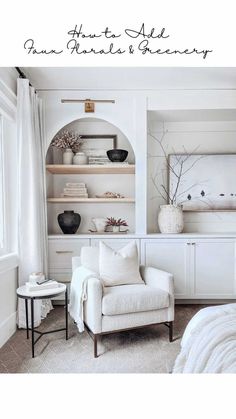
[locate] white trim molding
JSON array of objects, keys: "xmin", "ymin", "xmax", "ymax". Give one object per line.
[
  {"xmin": 0, "ymin": 253, "xmax": 18, "ymax": 274},
  {"xmin": 0, "ymin": 311, "xmax": 17, "ymax": 348}
]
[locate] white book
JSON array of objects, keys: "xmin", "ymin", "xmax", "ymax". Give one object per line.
[
  {"xmin": 63, "ymin": 188, "xmax": 87, "ymax": 193},
  {"xmin": 25, "ymin": 280, "xmax": 59, "ymax": 292},
  {"xmin": 66, "ymin": 183, "xmax": 86, "ymax": 188},
  {"xmin": 63, "ymin": 191, "xmax": 88, "ymax": 196}
]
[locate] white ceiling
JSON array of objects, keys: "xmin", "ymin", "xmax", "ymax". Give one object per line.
[{"xmin": 23, "ymin": 67, "xmax": 236, "ymax": 90}]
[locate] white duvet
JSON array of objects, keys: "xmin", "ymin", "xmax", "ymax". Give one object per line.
[{"xmin": 173, "ymin": 303, "xmax": 236, "ymax": 373}]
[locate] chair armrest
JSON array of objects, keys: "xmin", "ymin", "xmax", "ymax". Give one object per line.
[
  {"xmin": 84, "ymin": 277, "xmax": 103, "ymax": 334},
  {"xmin": 140, "ymin": 265, "xmax": 174, "ymax": 296}
]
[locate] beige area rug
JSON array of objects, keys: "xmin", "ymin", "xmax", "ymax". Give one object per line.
[{"xmin": 0, "ymin": 305, "xmax": 207, "ymax": 373}]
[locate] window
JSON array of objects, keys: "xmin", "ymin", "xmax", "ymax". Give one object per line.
[{"xmin": 0, "ymin": 115, "xmax": 5, "ymax": 254}]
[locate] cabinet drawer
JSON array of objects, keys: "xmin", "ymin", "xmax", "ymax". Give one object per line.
[
  {"xmin": 49, "ymin": 271, "xmax": 72, "ymax": 283},
  {"xmin": 48, "ymin": 239, "xmax": 89, "ymax": 269}
]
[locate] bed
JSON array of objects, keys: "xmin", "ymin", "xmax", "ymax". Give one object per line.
[{"xmin": 173, "ymin": 303, "xmax": 236, "ymax": 373}]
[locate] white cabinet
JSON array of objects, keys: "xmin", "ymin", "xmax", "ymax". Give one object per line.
[
  {"xmin": 48, "ymin": 235, "xmax": 236, "ymax": 300},
  {"xmin": 48, "ymin": 238, "xmax": 90, "ymax": 302},
  {"xmin": 142, "ymin": 238, "xmax": 236, "ymax": 299},
  {"xmin": 141, "ymin": 239, "xmax": 190, "ymax": 298},
  {"xmin": 192, "ymin": 239, "xmax": 236, "ymax": 298}
]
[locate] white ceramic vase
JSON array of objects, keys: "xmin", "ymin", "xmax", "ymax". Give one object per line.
[
  {"xmin": 73, "ymin": 152, "xmax": 87, "ymax": 165},
  {"xmin": 92, "ymin": 217, "xmax": 107, "ymax": 233},
  {"xmin": 112, "ymin": 226, "xmax": 120, "ymax": 233},
  {"xmin": 63, "ymin": 148, "xmax": 74, "ymax": 164},
  {"xmin": 158, "ymin": 205, "xmax": 184, "ymax": 234}
]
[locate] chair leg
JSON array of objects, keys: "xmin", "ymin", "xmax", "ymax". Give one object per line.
[
  {"xmin": 94, "ymin": 334, "xmax": 98, "ymax": 358},
  {"xmin": 169, "ymin": 321, "xmax": 173, "ymax": 342}
]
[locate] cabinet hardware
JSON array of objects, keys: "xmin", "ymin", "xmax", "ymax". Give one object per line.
[
  {"xmin": 56, "ymin": 251, "xmax": 73, "ymax": 254},
  {"xmin": 187, "ymin": 243, "xmax": 191, "ymax": 245},
  {"xmin": 191, "ymin": 243, "xmax": 196, "ymax": 245}
]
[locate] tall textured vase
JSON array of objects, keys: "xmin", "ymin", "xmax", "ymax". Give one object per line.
[
  {"xmin": 58, "ymin": 211, "xmax": 81, "ymax": 234},
  {"xmin": 158, "ymin": 205, "xmax": 184, "ymax": 234}
]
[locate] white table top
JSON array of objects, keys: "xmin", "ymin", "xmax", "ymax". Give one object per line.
[{"xmin": 17, "ymin": 283, "xmax": 66, "ymax": 298}]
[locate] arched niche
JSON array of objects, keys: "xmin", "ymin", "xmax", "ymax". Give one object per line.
[
  {"xmin": 46, "ymin": 117, "xmax": 135, "ymax": 164},
  {"xmin": 46, "ymin": 117, "xmax": 136, "ymax": 234}
]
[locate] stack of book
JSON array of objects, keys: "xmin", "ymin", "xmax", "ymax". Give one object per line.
[
  {"xmin": 62, "ymin": 182, "xmax": 88, "ymax": 198},
  {"xmin": 88, "ymin": 156, "xmax": 110, "ymax": 165},
  {"xmin": 26, "ymin": 280, "xmax": 59, "ymax": 292}
]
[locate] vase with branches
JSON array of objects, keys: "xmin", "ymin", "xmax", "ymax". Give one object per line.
[
  {"xmin": 51, "ymin": 130, "xmax": 83, "ymax": 164},
  {"xmin": 149, "ymin": 128, "xmax": 207, "ymax": 233}
]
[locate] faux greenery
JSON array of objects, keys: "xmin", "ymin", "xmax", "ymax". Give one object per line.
[
  {"xmin": 51, "ymin": 130, "xmax": 83, "ymax": 153},
  {"xmin": 106, "ymin": 217, "xmax": 128, "ymax": 227}
]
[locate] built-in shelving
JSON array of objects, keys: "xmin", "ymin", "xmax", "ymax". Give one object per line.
[
  {"xmin": 184, "ymin": 209, "xmax": 236, "ymax": 212},
  {"xmin": 46, "ymin": 164, "xmax": 135, "ymax": 175},
  {"xmin": 47, "ymin": 197, "xmax": 135, "ymax": 203}
]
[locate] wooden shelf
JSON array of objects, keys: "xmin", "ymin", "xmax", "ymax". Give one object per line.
[
  {"xmin": 47, "ymin": 197, "xmax": 135, "ymax": 203},
  {"xmin": 184, "ymin": 209, "xmax": 236, "ymax": 212},
  {"xmin": 46, "ymin": 164, "xmax": 135, "ymax": 174}
]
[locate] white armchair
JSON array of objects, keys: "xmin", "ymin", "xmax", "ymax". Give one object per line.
[{"xmin": 72, "ymin": 247, "xmax": 174, "ymax": 357}]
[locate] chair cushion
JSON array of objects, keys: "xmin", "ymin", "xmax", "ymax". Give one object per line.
[
  {"xmin": 81, "ymin": 247, "xmax": 99, "ymax": 273},
  {"xmin": 102, "ymin": 284, "xmax": 169, "ymax": 316},
  {"xmin": 99, "ymin": 240, "xmax": 144, "ymax": 286}
]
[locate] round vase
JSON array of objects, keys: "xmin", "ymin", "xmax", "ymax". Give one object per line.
[
  {"xmin": 158, "ymin": 205, "xmax": 184, "ymax": 234},
  {"xmin": 58, "ymin": 211, "xmax": 81, "ymax": 234},
  {"xmin": 73, "ymin": 152, "xmax": 87, "ymax": 165},
  {"xmin": 63, "ymin": 149, "xmax": 74, "ymax": 164},
  {"xmin": 112, "ymin": 226, "xmax": 120, "ymax": 233},
  {"xmin": 92, "ymin": 217, "xmax": 107, "ymax": 233}
]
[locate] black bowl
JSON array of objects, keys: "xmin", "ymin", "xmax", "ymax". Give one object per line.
[{"xmin": 107, "ymin": 149, "xmax": 128, "ymax": 162}]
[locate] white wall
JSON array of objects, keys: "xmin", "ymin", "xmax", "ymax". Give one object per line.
[
  {"xmin": 0, "ymin": 266, "xmax": 17, "ymax": 347},
  {"xmin": 148, "ymin": 118, "xmax": 236, "ymax": 233},
  {"xmin": 0, "ymin": 67, "xmax": 18, "ymax": 347}
]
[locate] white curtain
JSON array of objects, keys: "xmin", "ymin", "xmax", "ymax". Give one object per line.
[{"xmin": 17, "ymin": 78, "xmax": 52, "ymax": 328}]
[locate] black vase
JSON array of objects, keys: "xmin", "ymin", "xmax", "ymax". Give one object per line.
[{"xmin": 57, "ymin": 211, "xmax": 81, "ymax": 234}]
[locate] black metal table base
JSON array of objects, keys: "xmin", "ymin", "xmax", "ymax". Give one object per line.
[{"xmin": 23, "ymin": 288, "xmax": 68, "ymax": 358}]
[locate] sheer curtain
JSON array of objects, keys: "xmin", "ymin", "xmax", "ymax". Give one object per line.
[{"xmin": 17, "ymin": 78, "xmax": 52, "ymax": 328}]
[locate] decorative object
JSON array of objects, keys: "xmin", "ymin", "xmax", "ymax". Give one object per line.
[
  {"xmin": 107, "ymin": 149, "xmax": 128, "ymax": 162},
  {"xmin": 169, "ymin": 154, "xmax": 236, "ymax": 210},
  {"xmin": 158, "ymin": 204, "xmax": 184, "ymax": 234},
  {"xmin": 29, "ymin": 272, "xmax": 45, "ymax": 284},
  {"xmin": 149, "ymin": 130, "xmax": 207, "ymax": 233},
  {"xmin": 95, "ymin": 191, "xmax": 125, "ymax": 199},
  {"xmin": 63, "ymin": 148, "xmax": 74, "ymax": 164},
  {"xmin": 73, "ymin": 152, "xmax": 88, "ymax": 165},
  {"xmin": 92, "ymin": 217, "xmax": 107, "ymax": 233},
  {"xmin": 58, "ymin": 210, "xmax": 81, "ymax": 234},
  {"xmin": 105, "ymin": 217, "xmax": 128, "ymax": 233},
  {"xmin": 99, "ymin": 241, "xmax": 144, "ymax": 286},
  {"xmin": 51, "ymin": 130, "xmax": 83, "ymax": 153},
  {"xmin": 62, "ymin": 182, "xmax": 88, "ymax": 198},
  {"xmin": 80, "ymin": 135, "xmax": 117, "ymax": 161}
]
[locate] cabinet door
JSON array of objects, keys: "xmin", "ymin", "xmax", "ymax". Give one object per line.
[
  {"xmin": 141, "ymin": 239, "xmax": 190, "ymax": 298},
  {"xmin": 193, "ymin": 240, "xmax": 236, "ymax": 298}
]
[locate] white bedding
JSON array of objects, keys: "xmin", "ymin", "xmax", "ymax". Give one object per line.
[{"xmin": 173, "ymin": 303, "xmax": 236, "ymax": 373}]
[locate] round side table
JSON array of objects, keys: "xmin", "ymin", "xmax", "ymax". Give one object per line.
[{"xmin": 17, "ymin": 283, "xmax": 68, "ymax": 358}]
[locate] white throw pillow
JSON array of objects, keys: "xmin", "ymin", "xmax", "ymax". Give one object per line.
[{"xmin": 99, "ymin": 241, "xmax": 144, "ymax": 286}]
